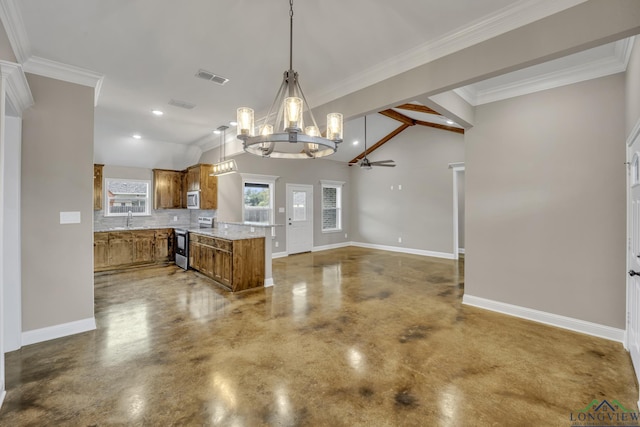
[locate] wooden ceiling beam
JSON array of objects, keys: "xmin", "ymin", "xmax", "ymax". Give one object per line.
[
  {"xmin": 348, "ymin": 123, "xmax": 411, "ymax": 165},
  {"xmin": 379, "ymin": 109, "xmax": 415, "ymax": 125},
  {"xmin": 396, "ymin": 103, "xmax": 441, "ymax": 115},
  {"xmin": 415, "ymin": 119, "xmax": 464, "ymax": 134}
]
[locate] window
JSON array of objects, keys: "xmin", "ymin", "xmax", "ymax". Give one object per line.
[
  {"xmin": 105, "ymin": 178, "xmax": 150, "ymax": 216},
  {"xmin": 321, "ymin": 180, "xmax": 344, "ymax": 232},
  {"xmin": 242, "ymin": 174, "xmax": 278, "ymax": 225}
]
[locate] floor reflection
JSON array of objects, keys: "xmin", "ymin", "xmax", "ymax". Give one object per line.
[{"xmin": 102, "ymin": 301, "xmax": 150, "ymax": 366}]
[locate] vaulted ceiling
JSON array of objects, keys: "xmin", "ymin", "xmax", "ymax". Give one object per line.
[{"xmin": 0, "ymin": 0, "xmax": 636, "ymax": 168}]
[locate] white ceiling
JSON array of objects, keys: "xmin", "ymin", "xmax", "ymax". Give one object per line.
[{"xmin": 3, "ymin": 0, "xmax": 630, "ymax": 168}]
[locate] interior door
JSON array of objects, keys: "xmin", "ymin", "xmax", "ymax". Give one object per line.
[
  {"xmin": 628, "ymin": 137, "xmax": 640, "ymax": 390},
  {"xmin": 286, "ymin": 184, "xmax": 313, "ymax": 255}
]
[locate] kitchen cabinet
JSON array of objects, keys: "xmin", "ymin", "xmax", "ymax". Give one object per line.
[
  {"xmin": 154, "ymin": 228, "xmax": 174, "ymax": 262},
  {"xmin": 153, "ymin": 169, "xmax": 185, "ymax": 209},
  {"xmin": 189, "ymin": 233, "xmax": 264, "ymax": 292},
  {"xmin": 132, "ymin": 230, "xmax": 155, "ymax": 264},
  {"xmin": 94, "ymin": 164, "xmax": 103, "ymax": 210},
  {"xmin": 108, "ymin": 232, "xmax": 134, "ymax": 267},
  {"xmin": 94, "ymin": 232, "xmax": 109, "ymax": 269},
  {"xmin": 185, "ymin": 164, "xmax": 218, "ymax": 209},
  {"xmin": 94, "ymin": 228, "xmax": 176, "ymax": 272}
]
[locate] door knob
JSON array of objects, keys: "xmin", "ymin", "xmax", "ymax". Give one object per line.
[{"xmin": 629, "ymin": 270, "xmax": 640, "ymax": 277}]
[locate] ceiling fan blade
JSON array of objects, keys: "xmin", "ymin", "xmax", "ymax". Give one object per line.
[
  {"xmin": 372, "ymin": 163, "xmax": 396, "ymax": 167},
  {"xmin": 370, "ymin": 160, "xmax": 394, "ymax": 164}
]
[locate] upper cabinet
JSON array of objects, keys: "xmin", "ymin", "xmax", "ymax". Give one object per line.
[
  {"xmin": 153, "ymin": 169, "xmax": 185, "ymax": 209},
  {"xmin": 94, "ymin": 164, "xmax": 103, "ymax": 210},
  {"xmin": 186, "ymin": 164, "xmax": 217, "ymax": 210}
]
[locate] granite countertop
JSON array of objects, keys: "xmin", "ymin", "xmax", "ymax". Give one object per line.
[
  {"xmin": 217, "ymin": 221, "xmax": 284, "ymax": 228},
  {"xmin": 187, "ymin": 227, "xmax": 266, "ymax": 241},
  {"xmin": 94, "ymin": 224, "xmax": 191, "ymax": 232}
]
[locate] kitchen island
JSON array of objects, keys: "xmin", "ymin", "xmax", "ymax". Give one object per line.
[{"xmin": 187, "ymin": 227, "xmax": 265, "ymax": 292}]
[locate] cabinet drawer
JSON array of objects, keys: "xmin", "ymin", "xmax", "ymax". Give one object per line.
[{"xmin": 215, "ymin": 239, "xmax": 232, "ymax": 252}]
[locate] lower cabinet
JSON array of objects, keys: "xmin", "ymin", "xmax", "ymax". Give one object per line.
[
  {"xmin": 189, "ymin": 233, "xmax": 264, "ymax": 292},
  {"xmin": 94, "ymin": 228, "xmax": 175, "ymax": 272}
]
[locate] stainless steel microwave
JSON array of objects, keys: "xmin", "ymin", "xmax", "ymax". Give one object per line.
[{"xmin": 186, "ymin": 190, "xmax": 200, "ymax": 209}]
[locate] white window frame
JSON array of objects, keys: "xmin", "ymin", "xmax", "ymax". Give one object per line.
[
  {"xmin": 241, "ymin": 173, "xmax": 279, "ymax": 227},
  {"xmin": 104, "ymin": 178, "xmax": 151, "ymax": 217},
  {"xmin": 320, "ymin": 180, "xmax": 344, "ymax": 233}
]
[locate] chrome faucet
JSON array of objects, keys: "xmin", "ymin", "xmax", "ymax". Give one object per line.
[{"xmin": 126, "ymin": 210, "xmax": 133, "ymax": 228}]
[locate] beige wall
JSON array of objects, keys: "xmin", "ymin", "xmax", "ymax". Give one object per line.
[
  {"xmin": 627, "ymin": 37, "xmax": 640, "ymax": 136},
  {"xmin": 350, "ymin": 125, "xmax": 464, "ymax": 255},
  {"xmin": 22, "ymin": 74, "xmax": 95, "ymax": 331},
  {"xmin": 465, "ymin": 73, "xmax": 626, "ymax": 329},
  {"xmin": 200, "ymin": 149, "xmax": 351, "ymax": 252}
]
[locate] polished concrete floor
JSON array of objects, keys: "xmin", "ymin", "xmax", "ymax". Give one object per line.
[{"xmin": 0, "ymin": 247, "xmax": 637, "ymax": 426}]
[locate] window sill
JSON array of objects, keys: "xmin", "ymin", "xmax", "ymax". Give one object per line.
[
  {"xmin": 104, "ymin": 214, "xmax": 152, "ymax": 218},
  {"xmin": 322, "ymin": 229, "xmax": 343, "ymax": 234}
]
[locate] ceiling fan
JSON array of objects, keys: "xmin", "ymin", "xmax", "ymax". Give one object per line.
[{"xmin": 360, "ymin": 116, "xmax": 396, "ymax": 169}]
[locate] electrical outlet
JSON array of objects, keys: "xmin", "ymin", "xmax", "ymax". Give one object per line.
[
  {"xmin": 275, "ymin": 241, "xmax": 279, "ymax": 248},
  {"xmin": 398, "ymin": 184, "xmax": 402, "ymax": 190},
  {"xmin": 390, "ymin": 185, "xmax": 394, "ymax": 191},
  {"xmin": 250, "ymin": 226, "xmax": 255, "ymax": 233},
  {"xmin": 398, "ymin": 237, "xmax": 402, "ymax": 243},
  {"xmin": 344, "ymin": 233, "xmax": 348, "ymax": 239},
  {"xmin": 173, "ymin": 216, "xmax": 178, "ymax": 222}
]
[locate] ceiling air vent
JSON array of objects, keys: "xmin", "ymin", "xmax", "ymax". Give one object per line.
[
  {"xmin": 195, "ymin": 69, "xmax": 229, "ymax": 86},
  {"xmin": 168, "ymin": 99, "xmax": 196, "ymax": 110}
]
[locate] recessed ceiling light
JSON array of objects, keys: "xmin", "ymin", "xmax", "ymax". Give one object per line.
[
  {"xmin": 132, "ymin": 134, "xmax": 142, "ymax": 139},
  {"xmin": 446, "ymin": 119, "xmax": 455, "ymax": 125},
  {"xmin": 213, "ymin": 130, "xmax": 222, "ymax": 135},
  {"xmin": 151, "ymin": 109, "xmax": 164, "ymax": 116},
  {"xmin": 229, "ymin": 121, "xmax": 238, "ymax": 126},
  {"xmin": 353, "ymin": 140, "xmax": 359, "ymax": 145}
]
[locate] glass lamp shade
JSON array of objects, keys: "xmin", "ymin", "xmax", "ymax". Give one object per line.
[
  {"xmin": 327, "ymin": 113, "xmax": 343, "ymax": 141},
  {"xmin": 305, "ymin": 125, "xmax": 320, "ymax": 137},
  {"xmin": 261, "ymin": 124, "xmax": 274, "ymax": 136},
  {"xmin": 237, "ymin": 107, "xmax": 254, "ymax": 137},
  {"xmin": 284, "ymin": 97, "xmax": 303, "ymax": 130}
]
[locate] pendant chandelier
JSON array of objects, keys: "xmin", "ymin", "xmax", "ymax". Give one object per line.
[
  {"xmin": 236, "ymin": 0, "xmax": 343, "ymax": 159},
  {"xmin": 211, "ymin": 125, "xmax": 238, "ymax": 176}
]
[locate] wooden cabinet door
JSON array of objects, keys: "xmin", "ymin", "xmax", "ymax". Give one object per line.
[
  {"xmin": 93, "ymin": 164, "xmax": 103, "ymax": 211},
  {"xmin": 214, "ymin": 249, "xmax": 232, "ymax": 288},
  {"xmin": 200, "ymin": 166, "xmax": 218, "ymax": 210},
  {"xmin": 94, "ymin": 232, "xmax": 109, "ymax": 270},
  {"xmin": 154, "ymin": 170, "xmax": 185, "ymax": 209},
  {"xmin": 187, "ymin": 166, "xmax": 200, "ymax": 192},
  {"xmin": 132, "ymin": 231, "xmax": 155, "ymax": 264},
  {"xmin": 154, "ymin": 229, "xmax": 173, "ymax": 262},
  {"xmin": 189, "ymin": 242, "xmax": 201, "ymax": 271},
  {"xmin": 108, "ymin": 232, "xmax": 133, "ymax": 266}
]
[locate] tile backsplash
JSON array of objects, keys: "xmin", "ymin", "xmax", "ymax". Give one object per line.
[{"xmin": 93, "ymin": 209, "xmax": 216, "ymax": 230}]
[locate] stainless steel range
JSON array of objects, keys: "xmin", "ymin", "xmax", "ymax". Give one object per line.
[{"xmin": 174, "ymin": 228, "xmax": 189, "ymax": 270}]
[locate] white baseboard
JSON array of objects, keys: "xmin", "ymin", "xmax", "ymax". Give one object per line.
[
  {"xmin": 264, "ymin": 278, "xmax": 274, "ymax": 287},
  {"xmin": 458, "ymin": 248, "xmax": 465, "ymax": 254},
  {"xmin": 351, "ymin": 241, "xmax": 455, "ymax": 260},
  {"xmin": 312, "ymin": 242, "xmax": 351, "ymax": 252},
  {"xmin": 0, "ymin": 389, "xmax": 5, "ymax": 410},
  {"xmin": 462, "ymin": 294, "xmax": 625, "ymax": 343},
  {"xmin": 271, "ymin": 251, "xmax": 288, "ymax": 259},
  {"xmin": 22, "ymin": 317, "xmax": 97, "ymax": 346}
]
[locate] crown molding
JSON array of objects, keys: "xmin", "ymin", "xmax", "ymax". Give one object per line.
[
  {"xmin": 309, "ymin": 0, "xmax": 588, "ymax": 107},
  {"xmin": 454, "ymin": 37, "xmax": 633, "ymax": 106},
  {"xmin": 0, "ymin": 59, "xmax": 33, "ymax": 116},
  {"xmin": 0, "ymin": 0, "xmax": 31, "ymax": 63},
  {"xmin": 23, "ymin": 56, "xmax": 104, "ymax": 106}
]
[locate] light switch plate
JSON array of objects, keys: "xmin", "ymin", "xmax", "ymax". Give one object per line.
[
  {"xmin": 60, "ymin": 211, "xmax": 81, "ymax": 224},
  {"xmin": 279, "ymin": 207, "xmax": 285, "ymax": 213}
]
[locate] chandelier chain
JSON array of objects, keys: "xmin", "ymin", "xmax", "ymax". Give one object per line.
[{"xmin": 289, "ymin": 0, "xmax": 294, "ymax": 71}]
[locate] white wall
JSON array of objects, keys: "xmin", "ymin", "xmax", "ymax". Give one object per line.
[
  {"xmin": 3, "ymin": 116, "xmax": 21, "ymax": 352},
  {"xmin": 465, "ymin": 73, "xmax": 626, "ymax": 329},
  {"xmin": 350, "ymin": 125, "xmax": 464, "ymax": 257},
  {"xmin": 21, "ymin": 74, "xmax": 95, "ymax": 339}
]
